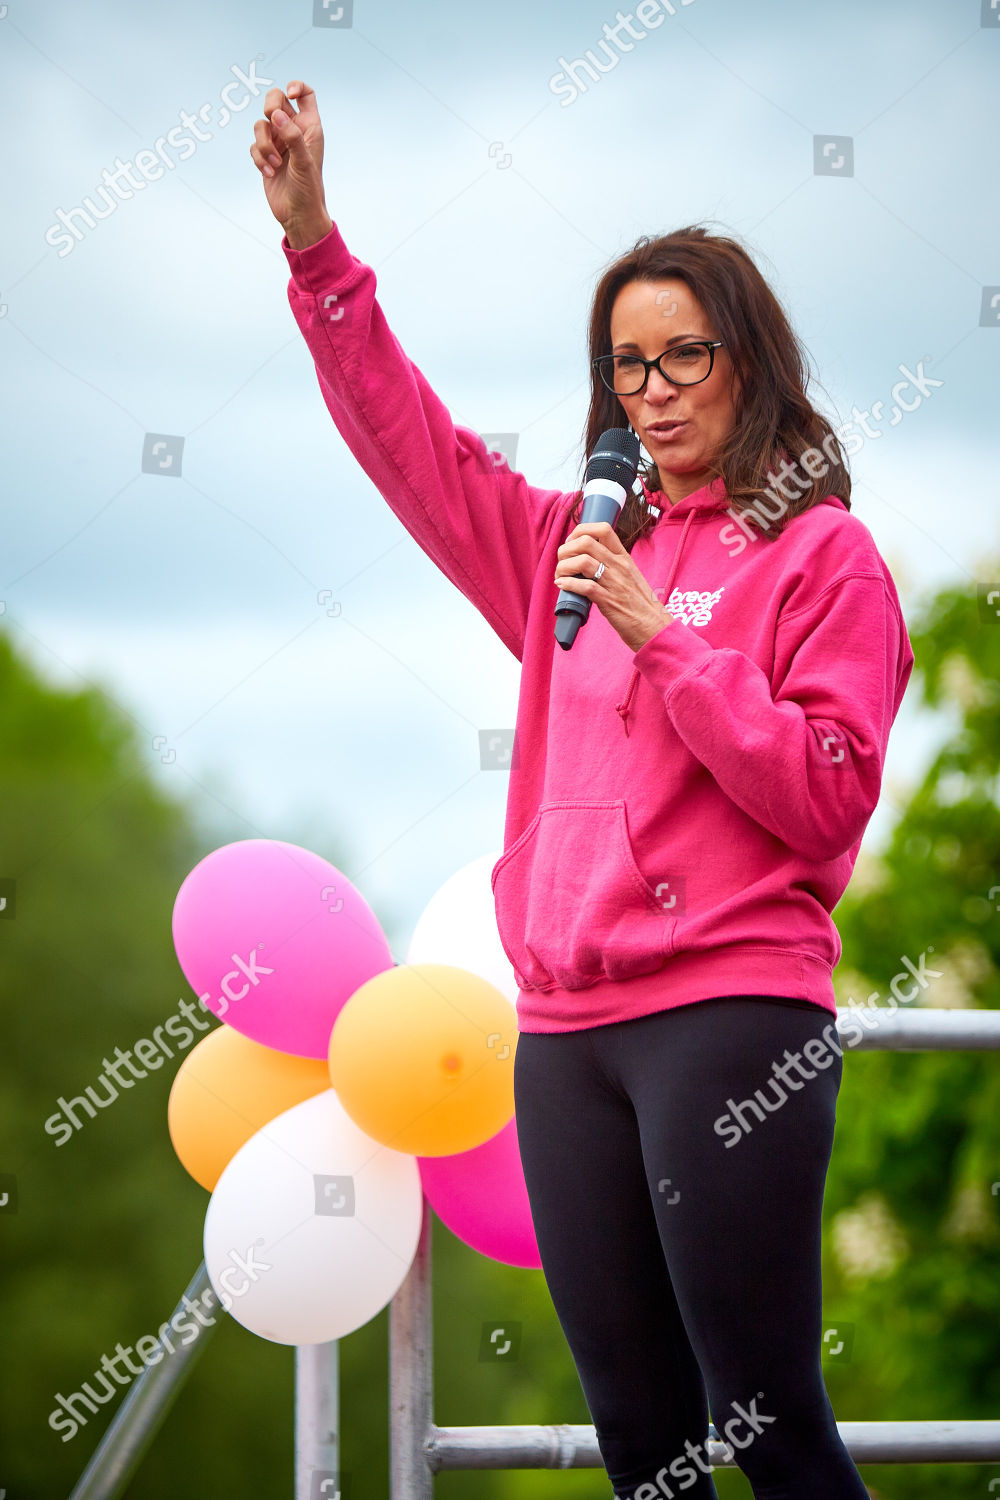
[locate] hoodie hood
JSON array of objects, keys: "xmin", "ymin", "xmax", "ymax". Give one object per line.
[
  {"xmin": 637, "ymin": 470, "xmax": 849, "ymax": 519},
  {"xmin": 638, "ymin": 471, "xmax": 729, "ymax": 516}
]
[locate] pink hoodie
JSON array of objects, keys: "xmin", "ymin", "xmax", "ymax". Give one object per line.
[{"xmin": 282, "ymin": 221, "xmax": 915, "ymax": 1034}]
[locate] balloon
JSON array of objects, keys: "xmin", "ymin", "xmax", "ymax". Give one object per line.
[
  {"xmin": 203, "ymin": 1089, "xmax": 422, "ymax": 1345},
  {"xmin": 328, "ymin": 963, "xmax": 517, "ymax": 1157},
  {"xmin": 418, "ymin": 1115, "xmax": 541, "ymax": 1269},
  {"xmin": 407, "ymin": 851, "xmax": 519, "ymax": 1004},
  {"xmin": 167, "ymin": 1026, "xmax": 330, "ymax": 1191},
  {"xmin": 172, "ymin": 839, "xmax": 393, "ymax": 1058}
]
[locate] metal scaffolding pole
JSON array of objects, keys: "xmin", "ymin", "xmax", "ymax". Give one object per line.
[
  {"xmin": 68, "ymin": 1262, "xmax": 220, "ymax": 1500},
  {"xmin": 424, "ymin": 1419, "xmax": 1000, "ymax": 1470},
  {"xmin": 68, "ymin": 1262, "xmax": 343, "ymax": 1500},
  {"xmin": 295, "ymin": 1340, "xmax": 341, "ymax": 1498},
  {"xmin": 843, "ymin": 1006, "xmax": 1000, "ymax": 1050},
  {"xmin": 389, "ymin": 1196, "xmax": 434, "ymax": 1500}
]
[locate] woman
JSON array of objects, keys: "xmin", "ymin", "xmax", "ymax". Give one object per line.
[{"xmin": 252, "ymin": 81, "xmax": 912, "ymax": 1499}]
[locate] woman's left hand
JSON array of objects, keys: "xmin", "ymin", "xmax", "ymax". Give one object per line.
[{"xmin": 554, "ymin": 522, "xmax": 673, "ymax": 653}]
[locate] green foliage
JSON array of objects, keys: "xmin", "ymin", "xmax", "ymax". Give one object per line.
[
  {"xmin": 817, "ymin": 579, "xmax": 1000, "ymax": 1498},
  {"xmin": 0, "ymin": 631, "xmax": 309, "ymax": 1494}
]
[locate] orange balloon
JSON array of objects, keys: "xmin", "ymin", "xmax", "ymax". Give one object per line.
[
  {"xmin": 328, "ymin": 963, "xmax": 517, "ymax": 1156},
  {"xmin": 168, "ymin": 1026, "xmax": 330, "ymax": 1190}
]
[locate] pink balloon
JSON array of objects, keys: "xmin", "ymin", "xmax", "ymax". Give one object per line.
[
  {"xmin": 172, "ymin": 839, "xmax": 393, "ymax": 1059},
  {"xmin": 418, "ymin": 1114, "xmax": 541, "ymax": 1269}
]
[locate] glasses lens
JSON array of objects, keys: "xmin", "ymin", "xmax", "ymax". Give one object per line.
[
  {"xmin": 606, "ymin": 356, "xmax": 646, "ymax": 394},
  {"xmin": 660, "ymin": 344, "xmax": 712, "ymax": 384}
]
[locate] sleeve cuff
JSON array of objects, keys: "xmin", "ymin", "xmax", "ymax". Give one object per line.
[
  {"xmin": 632, "ymin": 616, "xmax": 716, "ymax": 702},
  {"xmin": 281, "ymin": 219, "xmax": 362, "ymax": 291}
]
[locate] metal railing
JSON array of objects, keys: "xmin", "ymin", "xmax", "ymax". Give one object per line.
[
  {"xmin": 68, "ymin": 1267, "xmax": 340, "ymax": 1500},
  {"xmin": 390, "ymin": 1007, "xmax": 1000, "ymax": 1496},
  {"xmin": 69, "ymin": 1007, "xmax": 1000, "ymax": 1497},
  {"xmin": 68, "ymin": 1264, "xmax": 220, "ymax": 1500}
]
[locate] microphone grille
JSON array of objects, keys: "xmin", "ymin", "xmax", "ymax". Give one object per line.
[{"xmin": 584, "ymin": 427, "xmax": 641, "ymax": 488}]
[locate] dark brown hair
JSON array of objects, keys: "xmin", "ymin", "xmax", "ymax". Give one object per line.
[{"xmin": 570, "ymin": 224, "xmax": 851, "ymax": 551}]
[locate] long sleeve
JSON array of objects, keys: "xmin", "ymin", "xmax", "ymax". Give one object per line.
[
  {"xmin": 631, "ymin": 568, "xmax": 914, "ymax": 862},
  {"xmin": 282, "ymin": 223, "xmax": 570, "ymax": 661}
]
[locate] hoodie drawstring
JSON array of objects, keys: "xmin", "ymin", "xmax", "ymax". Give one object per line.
[
  {"xmin": 615, "ymin": 507, "xmax": 697, "ymax": 736},
  {"xmin": 614, "ymin": 667, "xmax": 640, "ymax": 736}
]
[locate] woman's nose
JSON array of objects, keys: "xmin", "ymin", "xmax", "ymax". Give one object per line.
[{"xmin": 644, "ymin": 366, "xmax": 678, "ymax": 400}]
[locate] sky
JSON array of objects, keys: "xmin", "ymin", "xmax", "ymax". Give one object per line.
[{"xmin": 2, "ymin": 0, "xmax": 998, "ymax": 958}]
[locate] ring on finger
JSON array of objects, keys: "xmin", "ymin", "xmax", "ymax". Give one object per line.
[{"xmin": 593, "ymin": 561, "xmax": 606, "ymax": 581}]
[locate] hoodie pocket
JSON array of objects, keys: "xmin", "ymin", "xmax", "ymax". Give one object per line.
[{"xmin": 491, "ymin": 799, "xmax": 674, "ymax": 991}]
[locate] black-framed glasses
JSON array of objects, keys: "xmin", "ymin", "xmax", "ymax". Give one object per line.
[{"xmin": 593, "ymin": 340, "xmax": 725, "ymax": 395}]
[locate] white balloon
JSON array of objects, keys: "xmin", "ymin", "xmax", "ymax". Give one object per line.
[
  {"xmin": 407, "ymin": 851, "xmax": 519, "ymax": 1004},
  {"xmin": 203, "ymin": 1089, "xmax": 422, "ymax": 1345}
]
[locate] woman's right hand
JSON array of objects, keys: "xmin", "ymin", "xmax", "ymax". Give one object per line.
[{"xmin": 252, "ymin": 81, "xmax": 332, "ymax": 245}]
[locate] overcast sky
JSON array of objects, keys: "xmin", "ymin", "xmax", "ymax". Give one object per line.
[{"xmin": 2, "ymin": 0, "xmax": 998, "ymax": 957}]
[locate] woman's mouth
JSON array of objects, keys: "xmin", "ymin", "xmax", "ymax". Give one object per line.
[{"xmin": 646, "ymin": 421, "xmax": 688, "ymax": 443}]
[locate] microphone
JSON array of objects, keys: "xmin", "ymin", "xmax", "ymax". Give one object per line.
[{"xmin": 554, "ymin": 426, "xmax": 641, "ymax": 651}]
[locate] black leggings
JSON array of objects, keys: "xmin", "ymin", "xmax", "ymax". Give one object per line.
[{"xmin": 513, "ymin": 995, "xmax": 870, "ymax": 1500}]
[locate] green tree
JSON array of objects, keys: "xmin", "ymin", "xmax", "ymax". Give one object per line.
[
  {"xmin": 0, "ymin": 630, "xmax": 326, "ymax": 1495},
  {"xmin": 816, "ymin": 575, "xmax": 1000, "ymax": 1499}
]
